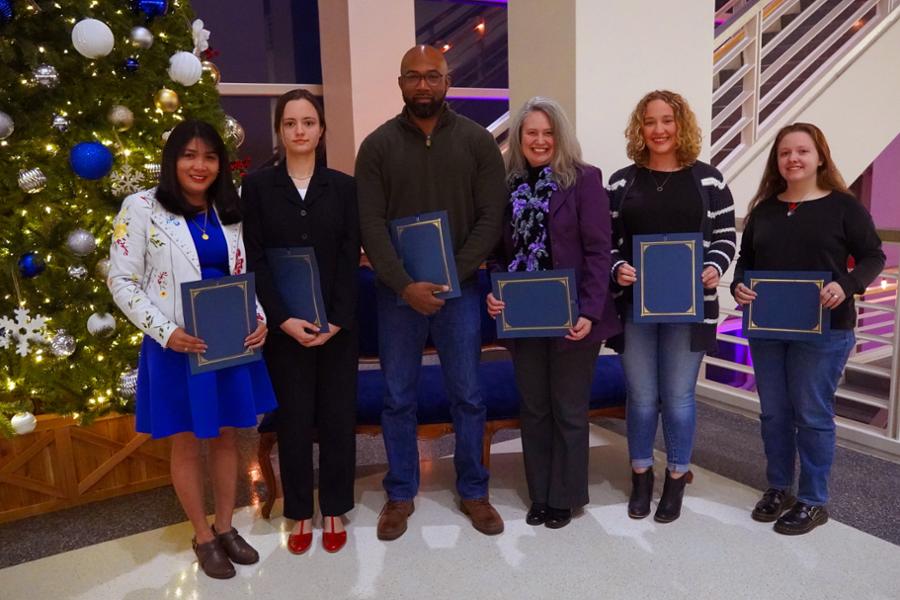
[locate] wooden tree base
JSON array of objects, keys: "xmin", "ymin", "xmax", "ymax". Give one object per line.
[{"xmin": 0, "ymin": 414, "xmax": 171, "ymax": 524}]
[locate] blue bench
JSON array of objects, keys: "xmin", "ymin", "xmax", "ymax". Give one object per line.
[{"xmin": 257, "ymin": 266, "xmax": 626, "ymax": 517}]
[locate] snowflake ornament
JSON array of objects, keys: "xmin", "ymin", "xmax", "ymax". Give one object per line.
[
  {"xmin": 0, "ymin": 307, "xmax": 48, "ymax": 356},
  {"xmin": 109, "ymin": 164, "xmax": 145, "ymax": 198}
]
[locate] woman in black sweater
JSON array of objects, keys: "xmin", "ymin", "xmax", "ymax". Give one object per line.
[
  {"xmin": 608, "ymin": 90, "xmax": 736, "ymax": 523},
  {"xmin": 732, "ymin": 122, "xmax": 884, "ymax": 535},
  {"xmin": 243, "ymin": 90, "xmax": 360, "ymax": 554}
]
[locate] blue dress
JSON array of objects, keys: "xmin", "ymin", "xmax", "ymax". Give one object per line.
[{"xmin": 135, "ymin": 209, "xmax": 277, "ymax": 439}]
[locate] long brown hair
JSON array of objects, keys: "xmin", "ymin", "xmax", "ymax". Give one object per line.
[
  {"xmin": 746, "ymin": 123, "xmax": 851, "ymax": 222},
  {"xmin": 625, "ymin": 90, "xmax": 701, "ymax": 167}
]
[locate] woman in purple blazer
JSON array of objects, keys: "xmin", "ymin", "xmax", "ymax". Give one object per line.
[{"xmin": 487, "ymin": 97, "xmax": 621, "ymax": 528}]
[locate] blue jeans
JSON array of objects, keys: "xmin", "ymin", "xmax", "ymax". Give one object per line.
[
  {"xmin": 376, "ymin": 282, "xmax": 489, "ymax": 500},
  {"xmin": 622, "ymin": 313, "xmax": 705, "ymax": 473},
  {"xmin": 748, "ymin": 329, "xmax": 855, "ymax": 505}
]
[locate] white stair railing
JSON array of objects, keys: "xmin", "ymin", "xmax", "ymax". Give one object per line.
[{"xmin": 711, "ymin": 0, "xmax": 900, "ymax": 171}]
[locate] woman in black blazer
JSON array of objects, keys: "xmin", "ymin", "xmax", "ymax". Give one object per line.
[{"xmin": 243, "ymin": 89, "xmax": 360, "ymax": 555}]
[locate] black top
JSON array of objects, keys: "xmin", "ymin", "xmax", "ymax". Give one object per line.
[
  {"xmin": 242, "ymin": 161, "xmax": 360, "ymax": 331},
  {"xmin": 733, "ymin": 191, "xmax": 885, "ymax": 329},
  {"xmin": 622, "ymin": 168, "xmax": 702, "ymax": 241}
]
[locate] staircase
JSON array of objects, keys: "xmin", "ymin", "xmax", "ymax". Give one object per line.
[{"xmin": 710, "ymin": 0, "xmax": 900, "ymax": 181}]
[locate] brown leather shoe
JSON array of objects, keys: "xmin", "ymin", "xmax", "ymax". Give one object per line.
[
  {"xmin": 377, "ymin": 500, "xmax": 414, "ymax": 541},
  {"xmin": 192, "ymin": 537, "xmax": 236, "ymax": 579},
  {"xmin": 212, "ymin": 525, "xmax": 259, "ymax": 565},
  {"xmin": 460, "ymin": 498, "xmax": 504, "ymax": 535}
]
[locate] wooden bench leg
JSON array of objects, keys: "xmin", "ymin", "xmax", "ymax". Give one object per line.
[
  {"xmin": 257, "ymin": 432, "xmax": 278, "ymax": 519},
  {"xmin": 482, "ymin": 425, "xmax": 494, "ymax": 471}
]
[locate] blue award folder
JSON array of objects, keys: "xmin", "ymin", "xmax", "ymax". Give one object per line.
[
  {"xmin": 743, "ymin": 271, "xmax": 831, "ymax": 340},
  {"xmin": 264, "ymin": 247, "xmax": 329, "ymax": 333},
  {"xmin": 390, "ymin": 210, "xmax": 461, "ymax": 305},
  {"xmin": 492, "ymin": 269, "xmax": 578, "ymax": 338},
  {"xmin": 181, "ymin": 273, "xmax": 261, "ymax": 374},
  {"xmin": 633, "ymin": 233, "xmax": 704, "ymax": 323}
]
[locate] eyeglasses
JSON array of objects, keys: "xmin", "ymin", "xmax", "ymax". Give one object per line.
[{"xmin": 400, "ymin": 71, "xmax": 445, "ymax": 86}]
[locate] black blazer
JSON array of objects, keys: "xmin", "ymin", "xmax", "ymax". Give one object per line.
[{"xmin": 242, "ymin": 161, "xmax": 360, "ymax": 331}]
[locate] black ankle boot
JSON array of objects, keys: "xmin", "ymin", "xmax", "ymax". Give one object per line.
[
  {"xmin": 654, "ymin": 469, "xmax": 693, "ymax": 523},
  {"xmin": 628, "ymin": 469, "xmax": 654, "ymax": 519}
]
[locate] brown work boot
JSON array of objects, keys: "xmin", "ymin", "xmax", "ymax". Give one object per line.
[
  {"xmin": 377, "ymin": 499, "xmax": 415, "ymax": 541},
  {"xmin": 460, "ymin": 497, "xmax": 504, "ymax": 535},
  {"xmin": 192, "ymin": 536, "xmax": 236, "ymax": 579}
]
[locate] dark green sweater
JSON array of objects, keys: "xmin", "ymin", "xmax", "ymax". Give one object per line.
[{"xmin": 355, "ymin": 105, "xmax": 507, "ymax": 294}]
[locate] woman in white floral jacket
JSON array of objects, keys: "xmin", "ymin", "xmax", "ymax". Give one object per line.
[{"xmin": 108, "ymin": 120, "xmax": 276, "ymax": 580}]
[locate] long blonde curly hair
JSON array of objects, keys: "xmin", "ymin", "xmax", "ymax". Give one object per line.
[{"xmin": 625, "ymin": 90, "xmax": 701, "ymax": 167}]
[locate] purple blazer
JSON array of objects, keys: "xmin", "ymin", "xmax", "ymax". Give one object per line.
[{"xmin": 499, "ymin": 164, "xmax": 622, "ymax": 351}]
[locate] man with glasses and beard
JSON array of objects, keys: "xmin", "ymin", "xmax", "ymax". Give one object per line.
[{"xmin": 356, "ymin": 45, "xmax": 507, "ymax": 540}]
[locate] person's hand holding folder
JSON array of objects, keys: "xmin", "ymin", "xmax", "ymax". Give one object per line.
[{"xmin": 401, "ymin": 282, "xmax": 450, "ymax": 316}]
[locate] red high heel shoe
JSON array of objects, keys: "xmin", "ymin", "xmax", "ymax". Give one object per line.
[
  {"xmin": 322, "ymin": 516, "xmax": 347, "ymax": 553},
  {"xmin": 287, "ymin": 519, "xmax": 313, "ymax": 555}
]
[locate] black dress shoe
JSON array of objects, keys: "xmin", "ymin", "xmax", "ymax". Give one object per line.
[
  {"xmin": 628, "ymin": 469, "xmax": 654, "ymax": 519},
  {"xmin": 654, "ymin": 470, "xmax": 693, "ymax": 523},
  {"xmin": 526, "ymin": 503, "xmax": 549, "ymax": 526},
  {"xmin": 751, "ymin": 488, "xmax": 796, "ymax": 523},
  {"xmin": 774, "ymin": 502, "xmax": 828, "ymax": 535},
  {"xmin": 544, "ymin": 507, "xmax": 571, "ymax": 529}
]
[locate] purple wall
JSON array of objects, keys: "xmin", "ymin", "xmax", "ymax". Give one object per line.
[{"xmin": 870, "ymin": 132, "xmax": 900, "ymax": 269}]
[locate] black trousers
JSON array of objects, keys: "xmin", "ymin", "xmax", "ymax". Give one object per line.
[
  {"xmin": 512, "ymin": 339, "xmax": 601, "ymax": 510},
  {"xmin": 264, "ymin": 328, "xmax": 358, "ymax": 520}
]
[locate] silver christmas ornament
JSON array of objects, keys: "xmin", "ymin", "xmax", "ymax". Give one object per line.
[
  {"xmin": 66, "ymin": 228, "xmax": 97, "ymax": 256},
  {"xmin": 33, "ymin": 64, "xmax": 60, "ymax": 88},
  {"xmin": 95, "ymin": 258, "xmax": 111, "ymax": 279},
  {"xmin": 18, "ymin": 168, "xmax": 47, "ymax": 193},
  {"xmin": 107, "ymin": 105, "xmax": 134, "ymax": 131},
  {"xmin": 52, "ymin": 114, "xmax": 70, "ymax": 132},
  {"xmin": 0, "ymin": 110, "xmax": 14, "ymax": 140},
  {"xmin": 87, "ymin": 312, "xmax": 116, "ymax": 338},
  {"xmin": 49, "ymin": 329, "xmax": 76, "ymax": 358},
  {"xmin": 11, "ymin": 412, "xmax": 37, "ymax": 435},
  {"xmin": 67, "ymin": 264, "xmax": 88, "ymax": 279},
  {"xmin": 224, "ymin": 115, "xmax": 245, "ymax": 147},
  {"xmin": 144, "ymin": 163, "xmax": 161, "ymax": 180},
  {"xmin": 117, "ymin": 368, "xmax": 138, "ymax": 398},
  {"xmin": 129, "ymin": 26, "xmax": 154, "ymax": 50}
]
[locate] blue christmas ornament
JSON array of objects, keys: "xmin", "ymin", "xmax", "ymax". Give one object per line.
[
  {"xmin": 124, "ymin": 57, "xmax": 140, "ymax": 73},
  {"xmin": 132, "ymin": 0, "xmax": 168, "ymax": 19},
  {"xmin": 18, "ymin": 252, "xmax": 45, "ymax": 278},
  {"xmin": 0, "ymin": 0, "xmax": 13, "ymax": 26},
  {"xmin": 69, "ymin": 142, "xmax": 114, "ymax": 180}
]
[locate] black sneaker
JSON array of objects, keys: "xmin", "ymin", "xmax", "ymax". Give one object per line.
[
  {"xmin": 774, "ymin": 502, "xmax": 828, "ymax": 535},
  {"xmin": 751, "ymin": 488, "xmax": 796, "ymax": 523}
]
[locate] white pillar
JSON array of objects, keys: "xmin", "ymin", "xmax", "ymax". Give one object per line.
[
  {"xmin": 509, "ymin": 1, "xmax": 715, "ymax": 176},
  {"xmin": 319, "ymin": 0, "xmax": 416, "ymax": 174}
]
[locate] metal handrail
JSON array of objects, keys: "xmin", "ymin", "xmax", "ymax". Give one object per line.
[{"xmin": 711, "ymin": 0, "xmax": 900, "ymax": 171}]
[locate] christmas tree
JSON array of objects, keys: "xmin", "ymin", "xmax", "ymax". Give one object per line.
[{"xmin": 0, "ymin": 0, "xmax": 235, "ymax": 436}]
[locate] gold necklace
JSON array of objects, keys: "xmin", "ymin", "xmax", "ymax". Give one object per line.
[
  {"xmin": 648, "ymin": 168, "xmax": 674, "ymax": 192},
  {"xmin": 191, "ymin": 210, "xmax": 210, "ymax": 240}
]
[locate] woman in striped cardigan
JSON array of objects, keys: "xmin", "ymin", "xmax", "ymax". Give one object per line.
[{"xmin": 606, "ymin": 90, "xmax": 735, "ymax": 523}]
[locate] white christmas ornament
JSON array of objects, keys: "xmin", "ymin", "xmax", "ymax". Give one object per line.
[
  {"xmin": 11, "ymin": 412, "xmax": 38, "ymax": 435},
  {"xmin": 71, "ymin": 18, "xmax": 115, "ymax": 59},
  {"xmin": 192, "ymin": 19, "xmax": 211, "ymax": 56},
  {"xmin": 0, "ymin": 307, "xmax": 47, "ymax": 356},
  {"xmin": 87, "ymin": 312, "xmax": 116, "ymax": 337},
  {"xmin": 168, "ymin": 51, "xmax": 203, "ymax": 87},
  {"xmin": 130, "ymin": 26, "xmax": 154, "ymax": 50},
  {"xmin": 109, "ymin": 164, "xmax": 145, "ymax": 198}
]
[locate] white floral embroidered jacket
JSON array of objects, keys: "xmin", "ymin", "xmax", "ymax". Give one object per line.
[{"xmin": 107, "ymin": 188, "xmax": 265, "ymax": 348}]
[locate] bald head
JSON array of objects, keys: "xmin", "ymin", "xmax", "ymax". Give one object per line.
[
  {"xmin": 398, "ymin": 45, "xmax": 450, "ymax": 121},
  {"xmin": 400, "ymin": 45, "xmax": 448, "ymax": 76}
]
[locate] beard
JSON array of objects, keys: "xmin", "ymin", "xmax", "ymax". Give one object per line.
[{"xmin": 403, "ymin": 93, "xmax": 446, "ymax": 119}]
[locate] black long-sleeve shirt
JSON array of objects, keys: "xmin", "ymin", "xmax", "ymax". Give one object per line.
[{"xmin": 732, "ymin": 191, "xmax": 885, "ymax": 329}]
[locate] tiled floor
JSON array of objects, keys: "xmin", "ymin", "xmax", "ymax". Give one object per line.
[{"xmin": 3, "ymin": 427, "xmax": 899, "ymax": 600}]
